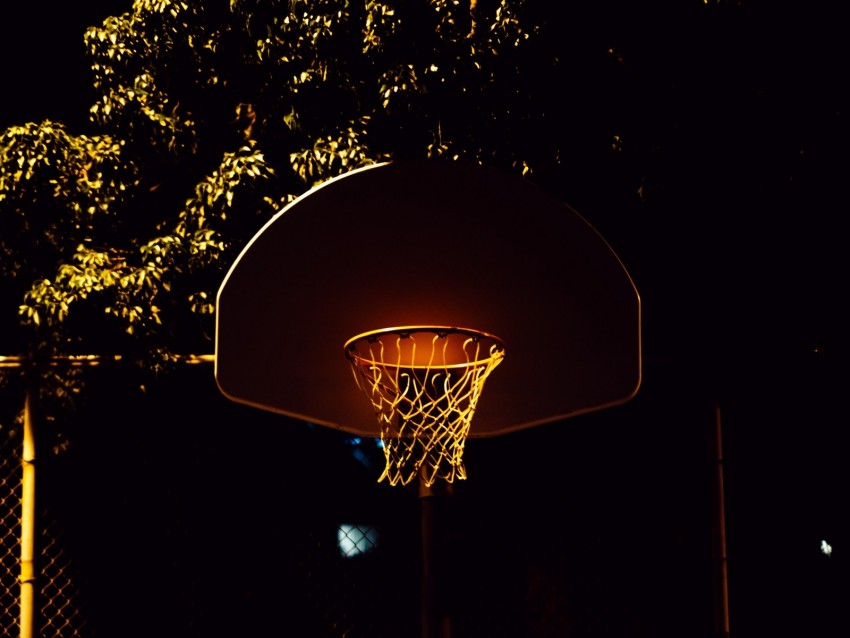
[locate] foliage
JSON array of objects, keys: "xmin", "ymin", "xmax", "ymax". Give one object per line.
[{"xmin": 0, "ymin": 0, "xmax": 546, "ymax": 417}]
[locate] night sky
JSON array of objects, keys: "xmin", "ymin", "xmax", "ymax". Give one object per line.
[{"xmin": 2, "ymin": 2, "xmax": 848, "ymax": 636}]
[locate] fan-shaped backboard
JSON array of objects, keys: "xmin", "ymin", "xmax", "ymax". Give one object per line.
[{"xmin": 215, "ymin": 160, "xmax": 641, "ymax": 437}]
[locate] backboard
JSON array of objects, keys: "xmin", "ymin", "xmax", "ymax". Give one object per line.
[{"xmin": 215, "ymin": 160, "xmax": 641, "ymax": 437}]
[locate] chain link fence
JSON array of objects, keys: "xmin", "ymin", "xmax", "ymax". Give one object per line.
[
  {"xmin": 1, "ymin": 429, "xmax": 22, "ymax": 636},
  {"xmin": 1, "ymin": 426, "xmax": 87, "ymax": 637},
  {"xmin": 0, "ymin": 367, "xmax": 428, "ymax": 637},
  {"xmin": 1, "ymin": 364, "xmax": 716, "ymax": 636}
]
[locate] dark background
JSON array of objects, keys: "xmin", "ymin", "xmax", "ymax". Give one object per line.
[{"xmin": 2, "ymin": 2, "xmax": 848, "ymax": 636}]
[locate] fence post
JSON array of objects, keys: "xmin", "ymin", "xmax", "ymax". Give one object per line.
[
  {"xmin": 20, "ymin": 384, "xmax": 36, "ymax": 638},
  {"xmin": 712, "ymin": 403, "xmax": 730, "ymax": 638}
]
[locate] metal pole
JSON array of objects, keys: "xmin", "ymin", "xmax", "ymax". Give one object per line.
[
  {"xmin": 20, "ymin": 385, "xmax": 37, "ymax": 638},
  {"xmin": 712, "ymin": 403, "xmax": 730, "ymax": 638},
  {"xmin": 419, "ymin": 476, "xmax": 452, "ymax": 638}
]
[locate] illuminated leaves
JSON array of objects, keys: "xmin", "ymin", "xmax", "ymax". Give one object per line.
[
  {"xmin": 0, "ymin": 122, "xmax": 135, "ymax": 281},
  {"xmin": 4, "ymin": 0, "xmax": 543, "ymax": 373},
  {"xmin": 290, "ymin": 117, "xmax": 386, "ymax": 186},
  {"xmin": 16, "ymin": 141, "xmax": 281, "ymax": 344},
  {"xmin": 378, "ymin": 65, "xmax": 422, "ymax": 110},
  {"xmin": 363, "ymin": 1, "xmax": 396, "ymax": 53},
  {"xmin": 490, "ymin": 0, "xmax": 534, "ymax": 49}
]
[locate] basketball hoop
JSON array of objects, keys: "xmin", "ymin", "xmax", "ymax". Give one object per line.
[{"xmin": 344, "ymin": 327, "xmax": 505, "ymax": 487}]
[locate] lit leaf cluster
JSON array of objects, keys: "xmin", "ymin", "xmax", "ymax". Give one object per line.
[{"xmin": 0, "ymin": 122, "xmax": 134, "ymax": 283}]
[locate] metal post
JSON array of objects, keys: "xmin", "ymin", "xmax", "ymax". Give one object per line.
[
  {"xmin": 20, "ymin": 385, "xmax": 37, "ymax": 638},
  {"xmin": 712, "ymin": 403, "xmax": 730, "ymax": 638},
  {"xmin": 419, "ymin": 476, "xmax": 452, "ymax": 638}
]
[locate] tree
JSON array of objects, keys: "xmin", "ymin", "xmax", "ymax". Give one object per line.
[
  {"xmin": 2, "ymin": 0, "xmax": 546, "ymax": 351},
  {"xmin": 1, "ymin": 0, "xmax": 549, "ymax": 416}
]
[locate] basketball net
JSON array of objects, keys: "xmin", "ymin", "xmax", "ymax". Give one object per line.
[{"xmin": 344, "ymin": 327, "xmax": 505, "ymax": 487}]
